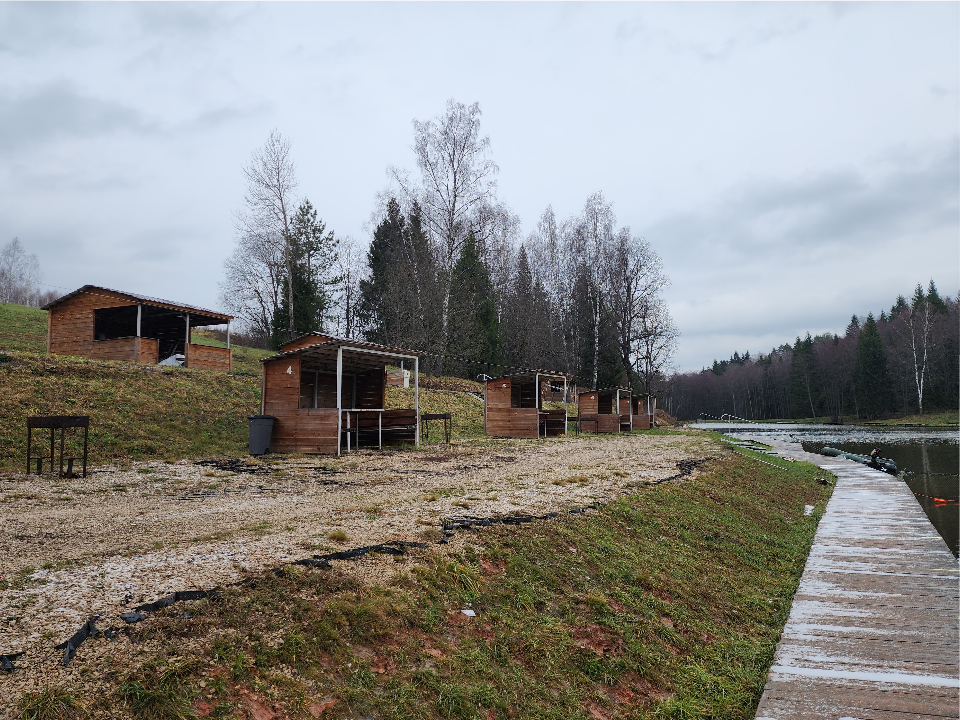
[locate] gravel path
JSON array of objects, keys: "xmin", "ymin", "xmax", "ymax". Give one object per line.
[{"xmin": 0, "ymin": 431, "xmax": 709, "ymax": 691}]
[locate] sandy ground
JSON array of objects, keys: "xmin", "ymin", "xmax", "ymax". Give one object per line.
[{"xmin": 0, "ymin": 431, "xmax": 710, "ymax": 702}]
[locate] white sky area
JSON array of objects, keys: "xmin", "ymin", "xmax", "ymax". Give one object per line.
[{"xmin": 1, "ymin": 2, "xmax": 957, "ymax": 372}]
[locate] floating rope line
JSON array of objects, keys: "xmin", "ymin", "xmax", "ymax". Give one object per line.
[{"xmin": 913, "ymin": 492, "xmax": 959, "ymax": 506}]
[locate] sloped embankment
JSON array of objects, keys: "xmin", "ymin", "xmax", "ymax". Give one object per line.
[
  {"xmin": 0, "ymin": 351, "xmax": 490, "ymax": 473},
  {"xmin": 0, "ymin": 351, "xmax": 263, "ymax": 471},
  {"xmin": 8, "ymin": 440, "xmax": 833, "ymax": 719}
]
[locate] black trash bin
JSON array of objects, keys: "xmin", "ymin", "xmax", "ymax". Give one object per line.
[{"xmin": 248, "ymin": 415, "xmax": 277, "ymax": 456}]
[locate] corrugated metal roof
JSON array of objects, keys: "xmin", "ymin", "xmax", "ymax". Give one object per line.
[{"xmin": 41, "ymin": 285, "xmax": 233, "ymax": 319}]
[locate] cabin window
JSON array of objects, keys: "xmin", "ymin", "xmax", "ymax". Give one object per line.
[
  {"xmin": 597, "ymin": 394, "xmax": 614, "ymax": 414},
  {"xmin": 510, "ymin": 381, "xmax": 536, "ymax": 408},
  {"xmin": 93, "ymin": 305, "xmax": 138, "ymax": 341}
]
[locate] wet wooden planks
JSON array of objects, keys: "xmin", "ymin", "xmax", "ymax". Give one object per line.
[{"xmin": 749, "ymin": 437, "xmax": 959, "ymax": 720}]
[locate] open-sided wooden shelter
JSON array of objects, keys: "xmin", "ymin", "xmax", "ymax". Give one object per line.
[
  {"xmin": 484, "ymin": 370, "xmax": 570, "ymax": 438},
  {"xmin": 578, "ymin": 386, "xmax": 631, "ymax": 433},
  {"xmin": 261, "ymin": 332, "xmax": 419, "ymax": 455},
  {"xmin": 43, "ymin": 285, "xmax": 233, "ymax": 370},
  {"xmin": 629, "ymin": 395, "xmax": 656, "ymax": 430}
]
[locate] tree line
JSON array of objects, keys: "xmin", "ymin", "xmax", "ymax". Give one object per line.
[
  {"xmin": 664, "ymin": 281, "xmax": 958, "ymax": 421},
  {"xmin": 219, "ymin": 100, "xmax": 677, "ymax": 390}
]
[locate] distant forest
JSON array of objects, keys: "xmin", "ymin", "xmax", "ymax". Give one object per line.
[
  {"xmin": 664, "ymin": 282, "xmax": 958, "ymax": 421},
  {"xmin": 220, "ymin": 101, "xmax": 677, "ymax": 391}
]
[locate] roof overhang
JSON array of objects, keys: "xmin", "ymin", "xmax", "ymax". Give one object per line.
[
  {"xmin": 489, "ymin": 370, "xmax": 571, "ymax": 383},
  {"xmin": 42, "ymin": 285, "xmax": 232, "ymax": 322},
  {"xmin": 264, "ymin": 339, "xmax": 419, "ymax": 374}
]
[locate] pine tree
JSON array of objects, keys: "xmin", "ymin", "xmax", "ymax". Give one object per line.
[
  {"xmin": 269, "ymin": 199, "xmax": 338, "ymax": 349},
  {"xmin": 855, "ymin": 313, "xmax": 892, "ymax": 419}
]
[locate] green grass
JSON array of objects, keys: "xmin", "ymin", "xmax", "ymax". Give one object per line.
[
  {"xmin": 864, "ymin": 411, "xmax": 959, "ymax": 427},
  {"xmin": 0, "ymin": 302, "xmax": 47, "ymax": 353},
  {"xmin": 41, "ymin": 444, "xmax": 832, "ymax": 719},
  {"xmin": 0, "ymin": 350, "xmax": 262, "ymax": 471},
  {"xmin": 15, "ymin": 685, "xmax": 88, "ymax": 719},
  {"xmin": 388, "ymin": 384, "xmax": 486, "ymax": 440}
]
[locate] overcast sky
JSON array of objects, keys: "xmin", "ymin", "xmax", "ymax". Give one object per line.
[{"xmin": 1, "ymin": 2, "xmax": 957, "ymax": 371}]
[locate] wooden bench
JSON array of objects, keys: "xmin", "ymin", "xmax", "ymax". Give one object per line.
[{"xmin": 345, "ymin": 409, "xmax": 418, "ymax": 449}]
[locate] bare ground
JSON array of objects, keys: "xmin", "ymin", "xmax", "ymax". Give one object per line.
[{"xmin": 0, "ymin": 430, "xmax": 710, "ymax": 703}]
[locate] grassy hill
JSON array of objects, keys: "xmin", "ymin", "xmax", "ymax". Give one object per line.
[
  {"xmin": 0, "ymin": 301, "xmax": 48, "ymax": 353},
  {"xmin": 0, "ymin": 303, "xmax": 489, "ymax": 472}
]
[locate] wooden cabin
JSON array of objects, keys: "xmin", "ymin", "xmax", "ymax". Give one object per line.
[
  {"xmin": 578, "ymin": 387, "xmax": 631, "ymax": 433},
  {"xmin": 261, "ymin": 333, "xmax": 420, "ymax": 455},
  {"xmin": 484, "ymin": 371, "xmax": 570, "ymax": 439},
  {"xmin": 42, "ymin": 285, "xmax": 233, "ymax": 371}
]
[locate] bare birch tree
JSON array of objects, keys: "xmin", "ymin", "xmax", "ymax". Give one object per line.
[
  {"xmin": 388, "ymin": 100, "xmax": 499, "ymax": 367},
  {"xmin": 219, "ymin": 130, "xmax": 299, "ymax": 340},
  {"xmin": 332, "ymin": 235, "xmax": 367, "ymax": 339},
  {"xmin": 889, "ymin": 281, "xmax": 949, "ymax": 415},
  {"xmin": 0, "ymin": 238, "xmax": 42, "ymax": 305}
]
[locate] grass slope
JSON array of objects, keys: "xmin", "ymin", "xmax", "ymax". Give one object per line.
[
  {"xmin": 15, "ymin": 443, "xmax": 833, "ymax": 719},
  {"xmin": 0, "ymin": 302, "xmax": 47, "ymax": 353},
  {"xmin": 0, "ymin": 351, "xmax": 262, "ymax": 471},
  {"xmin": 0, "ymin": 351, "xmax": 491, "ymax": 472}
]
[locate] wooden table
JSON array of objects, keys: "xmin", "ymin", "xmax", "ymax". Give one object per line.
[
  {"xmin": 27, "ymin": 416, "xmax": 89, "ymax": 478},
  {"xmin": 420, "ymin": 413, "xmax": 452, "ymax": 443}
]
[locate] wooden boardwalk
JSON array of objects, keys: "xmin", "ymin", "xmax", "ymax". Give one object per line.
[{"xmin": 747, "ymin": 437, "xmax": 959, "ymax": 720}]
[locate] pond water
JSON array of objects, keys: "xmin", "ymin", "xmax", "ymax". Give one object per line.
[{"xmin": 692, "ymin": 423, "xmax": 959, "ymax": 557}]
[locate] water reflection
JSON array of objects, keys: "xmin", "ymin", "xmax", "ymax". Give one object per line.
[{"xmin": 692, "ymin": 423, "xmax": 959, "ymax": 557}]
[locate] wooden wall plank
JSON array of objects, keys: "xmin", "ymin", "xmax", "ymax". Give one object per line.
[{"xmin": 185, "ymin": 343, "xmax": 231, "ymax": 371}]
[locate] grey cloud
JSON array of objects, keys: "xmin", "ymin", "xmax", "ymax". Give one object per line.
[
  {"xmin": 0, "ymin": 4, "xmax": 94, "ymax": 56},
  {"xmin": 657, "ymin": 141, "xmax": 959, "ymax": 262},
  {"xmin": 0, "ymin": 81, "xmax": 155, "ymax": 156},
  {"xmin": 129, "ymin": 3, "xmax": 247, "ymax": 38},
  {"xmin": 658, "ymin": 142, "xmax": 958, "ymax": 368}
]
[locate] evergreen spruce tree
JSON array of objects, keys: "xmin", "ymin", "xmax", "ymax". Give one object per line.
[
  {"xmin": 502, "ymin": 246, "xmax": 555, "ymax": 370},
  {"xmin": 358, "ymin": 199, "xmax": 440, "ymax": 360},
  {"xmin": 855, "ymin": 313, "xmax": 892, "ymax": 419},
  {"xmin": 445, "ymin": 231, "xmax": 501, "ymax": 377},
  {"xmin": 788, "ymin": 333, "xmax": 822, "ymax": 419}
]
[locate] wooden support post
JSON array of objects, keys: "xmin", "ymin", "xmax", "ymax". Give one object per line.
[
  {"xmin": 184, "ymin": 312, "xmax": 190, "ymax": 366},
  {"xmin": 135, "ymin": 303, "xmax": 142, "ymax": 361},
  {"xmin": 336, "ymin": 346, "xmax": 343, "ymax": 456},
  {"xmin": 414, "ymin": 356, "xmax": 419, "ymax": 447},
  {"xmin": 563, "ymin": 378, "xmax": 568, "ymax": 435}
]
